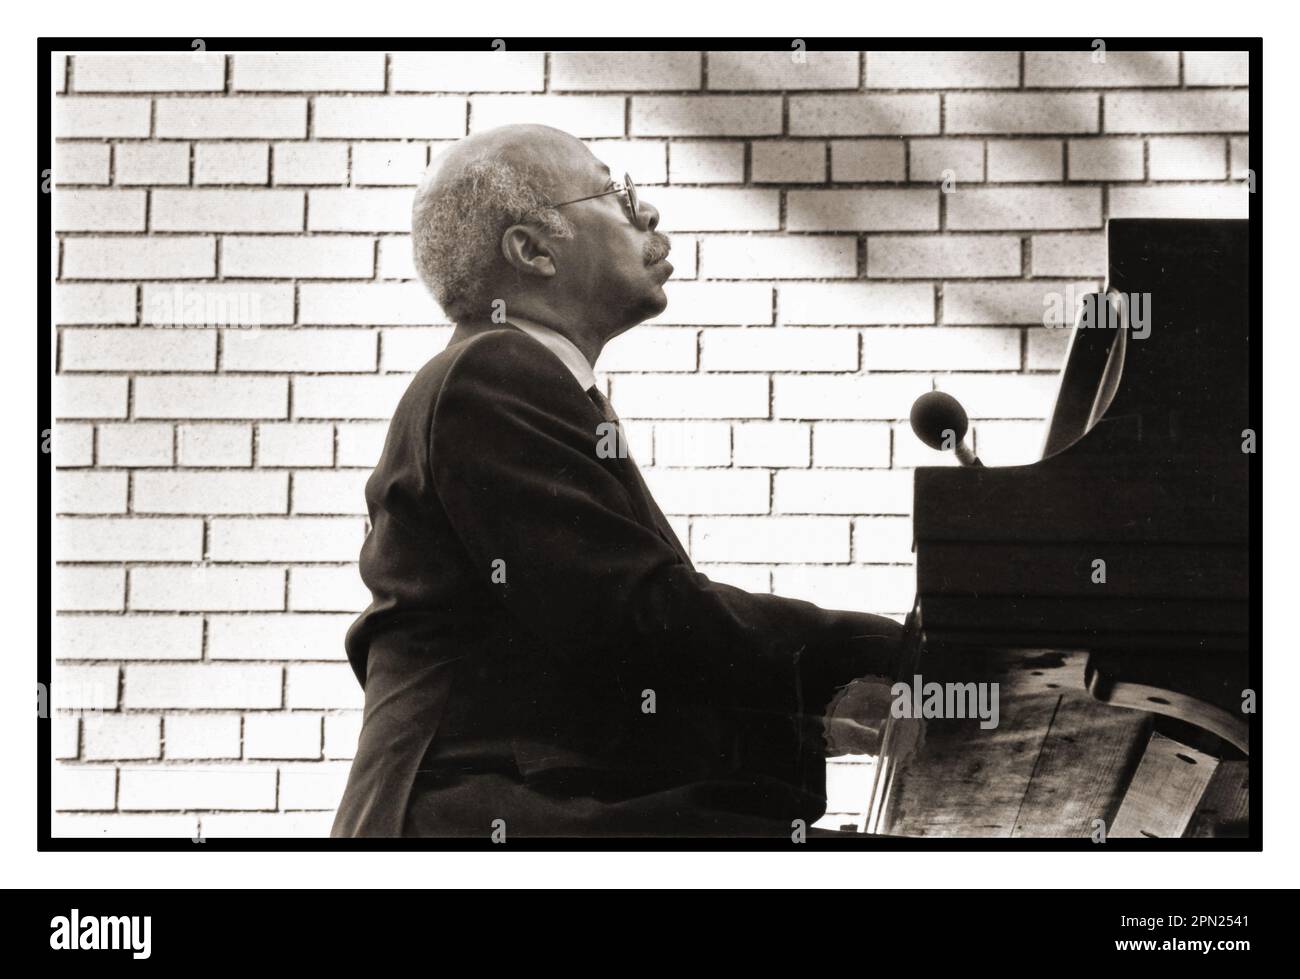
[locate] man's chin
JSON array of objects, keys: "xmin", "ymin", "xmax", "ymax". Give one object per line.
[
  {"xmin": 642, "ymin": 282, "xmax": 670, "ymax": 319},
  {"xmin": 607, "ymin": 274, "xmax": 671, "ymax": 332}
]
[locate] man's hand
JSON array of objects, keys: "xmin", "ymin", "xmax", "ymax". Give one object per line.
[
  {"xmin": 823, "ymin": 677, "xmax": 926, "ymax": 763},
  {"xmin": 824, "ymin": 678, "xmax": 892, "ymax": 756}
]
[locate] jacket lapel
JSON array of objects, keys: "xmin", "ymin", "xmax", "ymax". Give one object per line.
[
  {"xmin": 617, "ymin": 455, "xmax": 693, "ymax": 567},
  {"xmin": 446, "ymin": 321, "xmax": 693, "ymax": 567}
]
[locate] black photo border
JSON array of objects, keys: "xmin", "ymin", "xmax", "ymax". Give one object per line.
[{"xmin": 37, "ymin": 35, "xmax": 1263, "ymax": 852}]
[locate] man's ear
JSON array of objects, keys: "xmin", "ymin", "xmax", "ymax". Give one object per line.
[{"xmin": 500, "ymin": 224, "xmax": 556, "ymax": 278}]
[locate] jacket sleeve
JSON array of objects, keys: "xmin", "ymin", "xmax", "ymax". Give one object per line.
[{"xmin": 430, "ymin": 329, "xmax": 899, "ymax": 714}]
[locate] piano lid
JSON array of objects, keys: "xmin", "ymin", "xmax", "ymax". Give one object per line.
[
  {"xmin": 913, "ymin": 218, "xmax": 1251, "ymax": 652},
  {"xmin": 1042, "ymin": 218, "xmax": 1250, "ymax": 460}
]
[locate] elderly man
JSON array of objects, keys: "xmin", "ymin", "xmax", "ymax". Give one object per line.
[{"xmin": 332, "ymin": 123, "xmax": 902, "ymax": 838}]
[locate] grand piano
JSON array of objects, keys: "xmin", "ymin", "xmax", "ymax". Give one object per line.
[{"xmin": 864, "ymin": 218, "xmax": 1253, "ymax": 840}]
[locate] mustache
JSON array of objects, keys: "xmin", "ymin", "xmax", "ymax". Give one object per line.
[{"xmin": 643, "ymin": 232, "xmax": 672, "ymax": 265}]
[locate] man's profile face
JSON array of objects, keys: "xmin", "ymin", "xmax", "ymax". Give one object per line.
[{"xmin": 542, "ymin": 137, "xmax": 673, "ymax": 333}]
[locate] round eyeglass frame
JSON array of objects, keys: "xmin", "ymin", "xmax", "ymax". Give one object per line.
[{"xmin": 549, "ymin": 173, "xmax": 639, "ymax": 225}]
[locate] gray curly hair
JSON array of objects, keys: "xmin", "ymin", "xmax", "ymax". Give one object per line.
[{"xmin": 412, "ymin": 155, "xmax": 574, "ymax": 322}]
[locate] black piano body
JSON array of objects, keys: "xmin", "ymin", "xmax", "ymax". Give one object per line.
[{"xmin": 868, "ymin": 219, "xmax": 1253, "ymax": 839}]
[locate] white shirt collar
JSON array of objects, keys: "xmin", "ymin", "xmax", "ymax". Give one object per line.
[{"xmin": 507, "ymin": 316, "xmax": 597, "ymax": 391}]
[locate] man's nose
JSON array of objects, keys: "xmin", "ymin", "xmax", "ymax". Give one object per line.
[{"xmin": 636, "ymin": 198, "xmax": 660, "ymax": 232}]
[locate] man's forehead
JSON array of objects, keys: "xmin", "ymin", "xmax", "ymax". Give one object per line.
[
  {"xmin": 559, "ymin": 156, "xmax": 614, "ymax": 201},
  {"xmin": 548, "ymin": 139, "xmax": 609, "ymax": 185},
  {"xmin": 502, "ymin": 132, "xmax": 605, "ymax": 191}
]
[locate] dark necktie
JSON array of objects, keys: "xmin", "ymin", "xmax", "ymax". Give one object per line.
[
  {"xmin": 585, "ymin": 385, "xmax": 620, "ymax": 428},
  {"xmin": 585, "ymin": 384, "xmax": 689, "ymax": 563},
  {"xmin": 586, "ymin": 385, "xmax": 635, "ymax": 464}
]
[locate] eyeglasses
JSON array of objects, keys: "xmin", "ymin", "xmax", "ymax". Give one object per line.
[{"xmin": 549, "ymin": 173, "xmax": 639, "ymax": 226}]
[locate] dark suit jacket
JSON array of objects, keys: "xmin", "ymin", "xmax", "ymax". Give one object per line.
[{"xmin": 331, "ymin": 322, "xmax": 901, "ymax": 837}]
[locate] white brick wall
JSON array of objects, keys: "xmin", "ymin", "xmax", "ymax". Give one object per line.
[{"xmin": 50, "ymin": 48, "xmax": 1250, "ymax": 836}]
